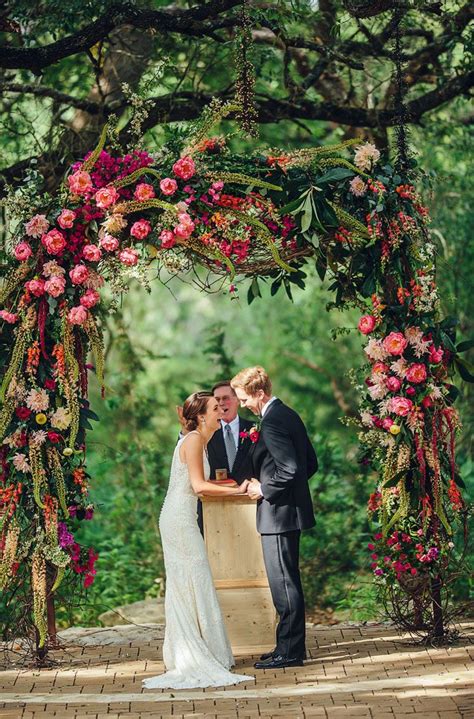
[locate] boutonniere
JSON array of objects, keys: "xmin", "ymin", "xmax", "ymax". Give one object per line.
[{"xmin": 239, "ymin": 418, "xmax": 261, "ymax": 444}]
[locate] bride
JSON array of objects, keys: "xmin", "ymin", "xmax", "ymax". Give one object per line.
[{"xmin": 143, "ymin": 391, "xmax": 253, "ymax": 689}]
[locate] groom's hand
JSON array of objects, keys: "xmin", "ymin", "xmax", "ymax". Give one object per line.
[{"xmin": 247, "ymin": 478, "xmax": 263, "ymax": 500}]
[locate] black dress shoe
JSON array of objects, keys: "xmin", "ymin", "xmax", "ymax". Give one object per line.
[
  {"xmin": 259, "ymin": 649, "xmax": 276, "ymax": 661},
  {"xmin": 254, "ymin": 654, "xmax": 304, "ymax": 669}
]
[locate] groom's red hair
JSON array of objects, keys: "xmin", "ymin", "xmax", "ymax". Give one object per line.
[{"xmin": 231, "ymin": 366, "xmax": 272, "ymax": 396}]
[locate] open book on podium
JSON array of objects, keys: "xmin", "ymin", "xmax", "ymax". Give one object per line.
[{"xmin": 201, "ymin": 487, "xmax": 277, "ymax": 655}]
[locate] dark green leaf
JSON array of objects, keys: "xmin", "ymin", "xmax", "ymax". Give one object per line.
[
  {"xmin": 440, "ymin": 331, "xmax": 457, "ymax": 352},
  {"xmin": 315, "ymin": 168, "xmax": 354, "ymax": 185},
  {"xmin": 455, "ymin": 357, "xmax": 474, "ymax": 382},
  {"xmin": 456, "ymin": 339, "xmax": 474, "ymax": 353}
]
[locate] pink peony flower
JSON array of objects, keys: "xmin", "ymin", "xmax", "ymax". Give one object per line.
[
  {"xmin": 406, "ymin": 363, "xmax": 427, "ymax": 384},
  {"xmin": 421, "ymin": 396, "xmax": 433, "ymax": 408},
  {"xmin": 26, "ymin": 278, "xmax": 45, "ymax": 297},
  {"xmin": 159, "ymin": 178, "xmax": 178, "ymax": 196},
  {"xmin": 68, "ymin": 170, "xmax": 93, "ymax": 196},
  {"xmin": 383, "ymin": 331, "xmax": 408, "ymax": 356},
  {"xmin": 14, "ymin": 242, "xmax": 33, "ymax": 262},
  {"xmin": 80, "ymin": 289, "xmax": 100, "ymax": 309},
  {"xmin": 119, "ymin": 247, "xmax": 139, "ymax": 266},
  {"xmin": 130, "ymin": 220, "xmax": 151, "ymax": 240},
  {"xmin": 68, "ymin": 305, "xmax": 88, "ymax": 325},
  {"xmin": 69, "ymin": 264, "xmax": 89, "ymax": 285},
  {"xmin": 134, "ymin": 183, "xmax": 156, "ymax": 201},
  {"xmin": 389, "ymin": 396, "xmax": 414, "ymax": 416},
  {"xmin": 94, "ymin": 186, "xmax": 119, "ymax": 209},
  {"xmin": 57, "ymin": 209, "xmax": 76, "ymax": 229},
  {"xmin": 160, "ymin": 230, "xmax": 176, "ymax": 249},
  {"xmin": 358, "ymin": 315, "xmax": 376, "ymax": 335},
  {"xmin": 405, "ymin": 386, "xmax": 416, "ymax": 396},
  {"xmin": 429, "ymin": 345, "xmax": 444, "ymax": 363},
  {"xmin": 82, "ymin": 244, "xmax": 102, "ymax": 262},
  {"xmin": 385, "ymin": 376, "xmax": 402, "ymax": 392},
  {"xmin": 172, "ymin": 155, "xmax": 196, "ymax": 180},
  {"xmin": 0, "ymin": 310, "xmax": 18, "ymax": 324},
  {"xmin": 25, "ymin": 214, "xmax": 49, "ymax": 238},
  {"xmin": 372, "ymin": 361, "xmax": 389, "ymax": 374},
  {"xmin": 44, "ymin": 275, "xmax": 66, "ymax": 298},
  {"xmin": 382, "ymin": 417, "xmax": 394, "ymax": 430},
  {"xmin": 99, "ymin": 234, "xmax": 119, "ymax": 252},
  {"xmin": 41, "ymin": 229, "xmax": 67, "ymax": 256},
  {"xmin": 174, "ymin": 219, "xmax": 194, "ymax": 239},
  {"xmin": 178, "ymin": 211, "xmax": 193, "ymax": 226}
]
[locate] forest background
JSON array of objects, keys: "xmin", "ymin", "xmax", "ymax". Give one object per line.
[{"xmin": 0, "ymin": 0, "xmax": 472, "ymax": 627}]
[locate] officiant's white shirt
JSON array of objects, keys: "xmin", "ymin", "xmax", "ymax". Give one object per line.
[{"xmin": 220, "ymin": 414, "xmax": 240, "ymax": 449}]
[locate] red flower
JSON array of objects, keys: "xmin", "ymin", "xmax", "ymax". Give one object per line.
[
  {"xmin": 44, "ymin": 379, "xmax": 56, "ymax": 391},
  {"xmin": 47, "ymin": 431, "xmax": 61, "ymax": 443},
  {"xmin": 15, "ymin": 407, "xmax": 32, "ymax": 420}
]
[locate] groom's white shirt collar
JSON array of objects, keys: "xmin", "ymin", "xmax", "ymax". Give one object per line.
[{"xmin": 261, "ymin": 395, "xmax": 278, "ymax": 418}]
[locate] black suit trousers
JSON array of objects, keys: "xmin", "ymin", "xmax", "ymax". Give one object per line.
[{"xmin": 261, "ymin": 530, "xmax": 305, "ymax": 660}]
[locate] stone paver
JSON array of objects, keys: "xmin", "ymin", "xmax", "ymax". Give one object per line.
[{"xmin": 0, "ymin": 623, "xmax": 473, "ymax": 718}]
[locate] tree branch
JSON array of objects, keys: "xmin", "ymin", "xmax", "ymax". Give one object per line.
[
  {"xmin": 0, "ymin": 0, "xmax": 242, "ymax": 72},
  {"xmin": 0, "ymin": 83, "xmax": 103, "ymax": 114},
  {"xmin": 118, "ymin": 69, "xmax": 474, "ymax": 143}
]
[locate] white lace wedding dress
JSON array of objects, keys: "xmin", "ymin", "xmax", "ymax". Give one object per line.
[{"xmin": 143, "ymin": 432, "xmax": 253, "ymax": 689}]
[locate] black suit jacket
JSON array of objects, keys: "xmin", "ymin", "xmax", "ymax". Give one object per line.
[
  {"xmin": 207, "ymin": 416, "xmax": 254, "ymax": 485},
  {"xmin": 251, "ymin": 399, "xmax": 317, "ymax": 534}
]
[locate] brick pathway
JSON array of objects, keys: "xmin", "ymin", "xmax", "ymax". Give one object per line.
[{"xmin": 1, "ymin": 623, "xmax": 473, "ymax": 718}]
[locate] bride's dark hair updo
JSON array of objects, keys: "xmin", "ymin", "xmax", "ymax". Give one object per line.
[{"xmin": 182, "ymin": 391, "xmax": 213, "ymax": 431}]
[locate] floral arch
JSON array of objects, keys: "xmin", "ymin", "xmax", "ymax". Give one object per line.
[{"xmin": 0, "ymin": 101, "xmax": 470, "ymax": 656}]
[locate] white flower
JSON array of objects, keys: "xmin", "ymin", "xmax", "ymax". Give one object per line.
[
  {"xmin": 353, "ymin": 142, "xmax": 380, "ymax": 171},
  {"xmin": 405, "ymin": 326, "xmax": 431, "ymax": 357},
  {"xmin": 390, "ymin": 358, "xmax": 408, "ymax": 378},
  {"xmin": 43, "ymin": 260, "xmax": 66, "ymax": 277},
  {"xmin": 360, "ymin": 411, "xmax": 374, "ymax": 427},
  {"xmin": 50, "ymin": 407, "xmax": 71, "ymax": 430},
  {"xmin": 428, "ymin": 385, "xmax": 443, "ymax": 400},
  {"xmin": 30, "ymin": 430, "xmax": 48, "ymax": 446},
  {"xmin": 368, "ymin": 383, "xmax": 388, "ymax": 400},
  {"xmin": 26, "ymin": 388, "xmax": 49, "ymax": 412},
  {"xmin": 349, "ymin": 176, "xmax": 367, "ymax": 197},
  {"xmin": 13, "ymin": 453, "xmax": 30, "ymax": 473},
  {"xmin": 377, "ymin": 399, "xmax": 392, "ymax": 417},
  {"xmin": 365, "ymin": 338, "xmax": 388, "ymax": 362},
  {"xmin": 405, "ymin": 326, "xmax": 424, "ymax": 344}
]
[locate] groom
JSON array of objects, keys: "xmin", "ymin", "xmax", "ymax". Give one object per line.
[{"xmin": 231, "ymin": 366, "xmax": 318, "ymax": 669}]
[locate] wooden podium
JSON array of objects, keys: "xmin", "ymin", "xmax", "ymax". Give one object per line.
[{"xmin": 201, "ymin": 493, "xmax": 276, "ymax": 654}]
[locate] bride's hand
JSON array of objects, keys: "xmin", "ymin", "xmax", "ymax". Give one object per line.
[{"xmin": 235, "ymin": 479, "xmax": 250, "ymax": 494}]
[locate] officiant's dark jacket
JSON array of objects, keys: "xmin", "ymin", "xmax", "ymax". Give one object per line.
[
  {"xmin": 251, "ymin": 399, "xmax": 317, "ymax": 534},
  {"xmin": 207, "ymin": 416, "xmax": 254, "ymax": 485}
]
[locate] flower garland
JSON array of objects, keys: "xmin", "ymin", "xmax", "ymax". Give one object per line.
[{"xmin": 0, "ymin": 103, "xmax": 470, "ymax": 645}]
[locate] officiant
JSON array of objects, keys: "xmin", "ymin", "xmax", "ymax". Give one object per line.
[{"xmin": 208, "ymin": 380, "xmax": 254, "ymax": 484}]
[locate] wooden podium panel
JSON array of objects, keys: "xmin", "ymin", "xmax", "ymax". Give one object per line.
[{"xmin": 202, "ymin": 494, "xmax": 276, "ymax": 654}]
